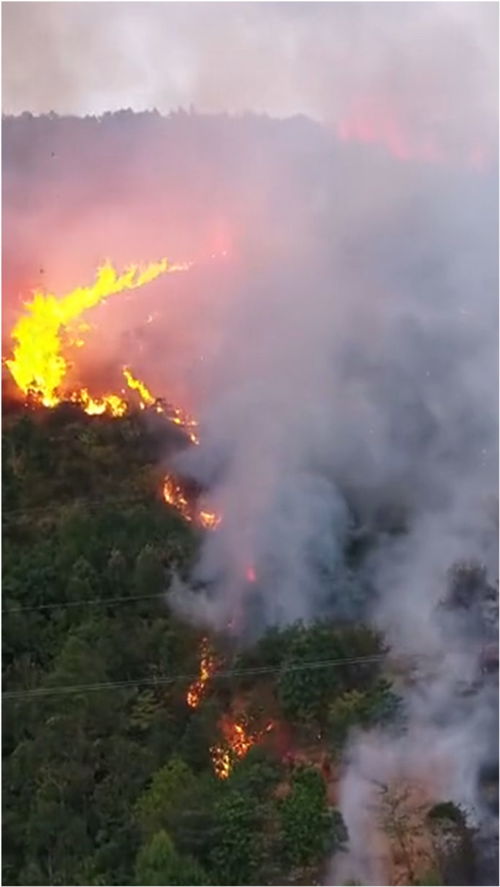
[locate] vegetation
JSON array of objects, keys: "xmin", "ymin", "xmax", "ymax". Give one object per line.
[
  {"xmin": 3, "ymin": 404, "xmax": 403, "ymax": 884},
  {"xmin": 279, "ymin": 767, "xmax": 346, "ymax": 868}
]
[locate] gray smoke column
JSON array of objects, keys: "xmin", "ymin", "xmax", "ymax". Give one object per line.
[
  {"xmin": 171, "ymin": 145, "xmax": 498, "ymax": 632},
  {"xmin": 172, "ymin": 246, "xmax": 353, "ymax": 629}
]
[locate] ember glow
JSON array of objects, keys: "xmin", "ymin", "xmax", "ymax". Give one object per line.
[
  {"xmin": 186, "ymin": 637, "xmax": 217, "ymax": 708},
  {"xmin": 5, "ymin": 257, "xmax": 190, "ymax": 410},
  {"xmin": 337, "ymin": 108, "xmax": 437, "ymax": 163},
  {"xmin": 336, "ymin": 100, "xmax": 490, "ymax": 169},
  {"xmin": 211, "ymin": 717, "xmax": 274, "ymax": 779},
  {"xmin": 167, "ymin": 407, "xmax": 200, "ymax": 445}
]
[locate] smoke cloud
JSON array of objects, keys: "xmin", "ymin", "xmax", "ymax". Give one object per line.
[
  {"xmin": 2, "ymin": 2, "xmax": 498, "ymax": 883},
  {"xmin": 3, "ymin": 3, "xmax": 498, "ymax": 163}
]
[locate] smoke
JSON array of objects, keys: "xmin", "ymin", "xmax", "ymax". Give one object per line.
[
  {"xmin": 3, "ymin": 3, "xmax": 498, "ymax": 883},
  {"xmin": 3, "ymin": 3, "xmax": 498, "ymax": 163}
]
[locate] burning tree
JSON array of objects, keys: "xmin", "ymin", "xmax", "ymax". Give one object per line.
[
  {"xmin": 186, "ymin": 637, "xmax": 218, "ymax": 709},
  {"xmin": 210, "ymin": 714, "xmax": 275, "ymax": 780},
  {"xmin": 6, "ymin": 257, "xmax": 190, "ymax": 412}
]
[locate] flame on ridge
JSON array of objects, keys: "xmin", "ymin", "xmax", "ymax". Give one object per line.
[
  {"xmin": 5, "ymin": 257, "xmax": 190, "ymax": 410},
  {"xmin": 123, "ymin": 366, "xmax": 156, "ymax": 408},
  {"xmin": 6, "ymin": 256, "xmax": 222, "ymax": 528},
  {"xmin": 167, "ymin": 406, "xmax": 200, "ymax": 445},
  {"xmin": 336, "ymin": 101, "xmax": 490, "ymax": 170},
  {"xmin": 71, "ymin": 388, "xmax": 128, "ymax": 417}
]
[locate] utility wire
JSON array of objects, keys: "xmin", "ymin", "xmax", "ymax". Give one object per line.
[
  {"xmin": 3, "ymin": 591, "xmax": 169, "ymax": 614},
  {"xmin": 8, "ymin": 646, "xmax": 488, "ymax": 702},
  {"xmin": 3, "ymin": 654, "xmax": 388, "ymax": 701}
]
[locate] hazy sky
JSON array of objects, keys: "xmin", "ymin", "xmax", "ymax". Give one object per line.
[{"xmin": 2, "ymin": 2, "xmax": 498, "ymax": 150}]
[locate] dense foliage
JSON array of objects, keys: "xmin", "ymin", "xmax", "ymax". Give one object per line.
[{"xmin": 3, "ymin": 404, "xmax": 402, "ymax": 885}]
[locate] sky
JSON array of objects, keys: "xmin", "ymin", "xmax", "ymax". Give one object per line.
[{"xmin": 2, "ymin": 2, "xmax": 498, "ymax": 158}]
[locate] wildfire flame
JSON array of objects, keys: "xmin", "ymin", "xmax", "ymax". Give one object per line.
[
  {"xmin": 162, "ymin": 476, "xmax": 192, "ymax": 522},
  {"xmin": 122, "ymin": 366, "xmax": 156, "ymax": 407},
  {"xmin": 5, "ymin": 257, "xmax": 190, "ymax": 410},
  {"xmin": 167, "ymin": 407, "xmax": 200, "ymax": 445},
  {"xmin": 211, "ymin": 746, "xmax": 232, "ymax": 780},
  {"xmin": 211, "ymin": 717, "xmax": 274, "ymax": 779},
  {"xmin": 198, "ymin": 509, "xmax": 222, "ymax": 530},
  {"xmin": 246, "ymin": 565, "xmax": 257, "ymax": 583},
  {"xmin": 162, "ymin": 475, "xmax": 221, "ymax": 530},
  {"xmin": 186, "ymin": 637, "xmax": 217, "ymax": 708},
  {"xmin": 336, "ymin": 100, "xmax": 490, "ymax": 170},
  {"xmin": 6, "ymin": 255, "xmax": 222, "ymax": 528},
  {"xmin": 71, "ymin": 388, "xmax": 127, "ymax": 417}
]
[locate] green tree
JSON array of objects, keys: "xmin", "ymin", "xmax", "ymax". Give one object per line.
[
  {"xmin": 106, "ymin": 548, "xmax": 128, "ymax": 591},
  {"xmin": 277, "ymin": 623, "xmax": 340, "ymax": 726},
  {"xmin": 228, "ymin": 746, "xmax": 283, "ymax": 800},
  {"xmin": 134, "ymin": 830, "xmax": 207, "ymax": 886},
  {"xmin": 67, "ymin": 556, "xmax": 97, "ymax": 601},
  {"xmin": 279, "ymin": 767, "xmax": 346, "ymax": 868},
  {"xmin": 328, "ymin": 679, "xmax": 401, "ymax": 748},
  {"xmin": 134, "ymin": 757, "xmax": 198, "ymax": 837},
  {"xmin": 426, "ymin": 802, "xmax": 476, "ymax": 886},
  {"xmin": 209, "ymin": 789, "xmax": 262, "ymax": 885},
  {"xmin": 134, "ymin": 545, "xmax": 165, "ymax": 596}
]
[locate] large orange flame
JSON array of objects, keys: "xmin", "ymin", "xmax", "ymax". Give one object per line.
[
  {"xmin": 6, "ymin": 256, "xmax": 223, "ymax": 528},
  {"xmin": 5, "ymin": 257, "xmax": 190, "ymax": 410}
]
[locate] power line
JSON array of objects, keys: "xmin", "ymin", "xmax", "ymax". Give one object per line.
[
  {"xmin": 2, "ymin": 654, "xmax": 387, "ymax": 701},
  {"xmin": 3, "ymin": 591, "xmax": 168, "ymax": 614}
]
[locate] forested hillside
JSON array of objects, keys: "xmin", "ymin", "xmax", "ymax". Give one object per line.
[
  {"xmin": 2, "ymin": 401, "xmax": 403, "ymax": 886},
  {"xmin": 4, "ymin": 400, "xmax": 493, "ymax": 886}
]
